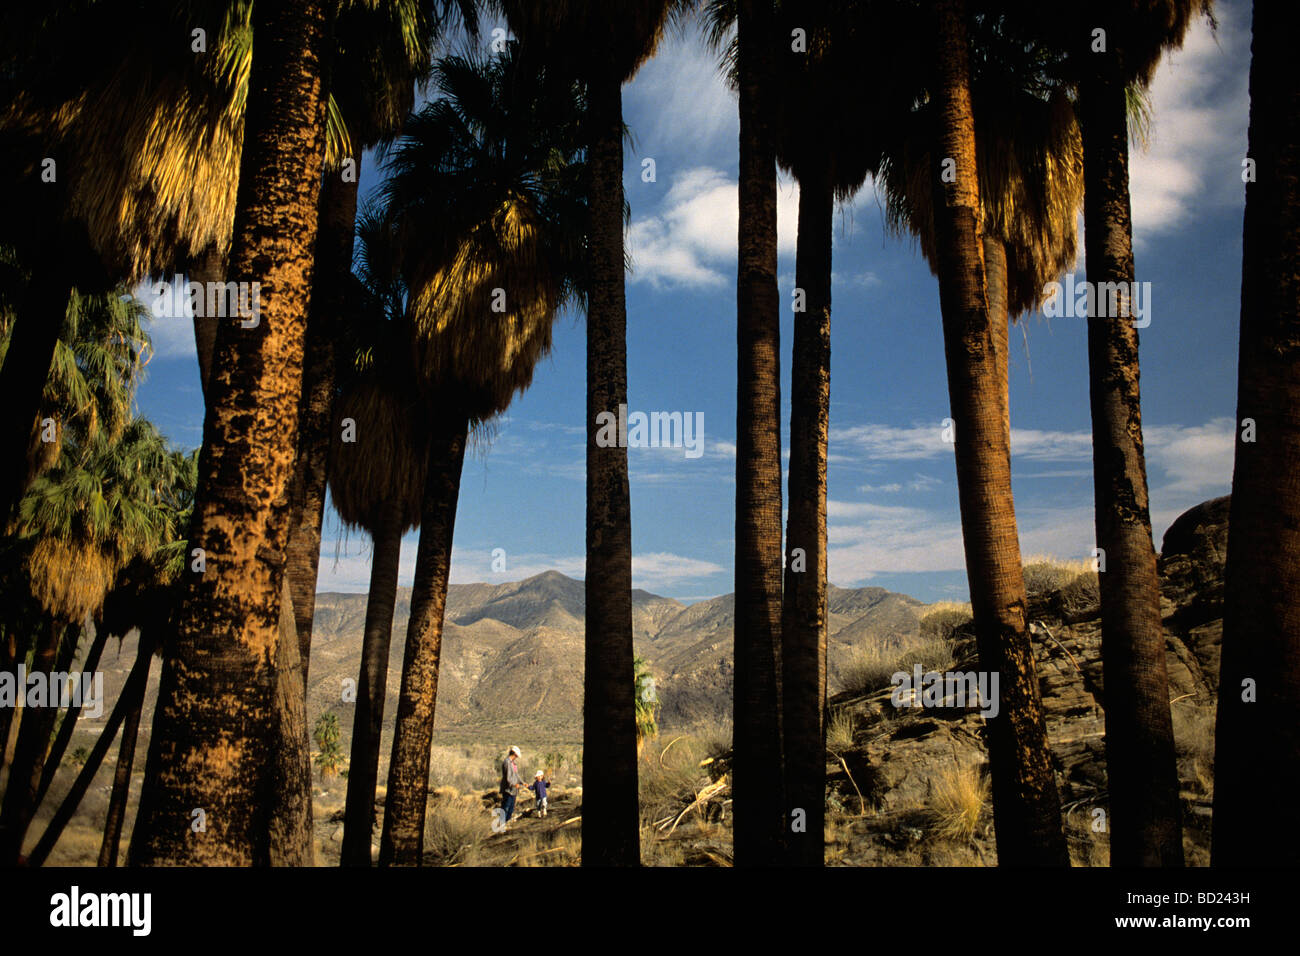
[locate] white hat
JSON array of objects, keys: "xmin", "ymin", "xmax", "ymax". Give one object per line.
[
  {"xmin": 535, "ymin": 770, "xmax": 544, "ymax": 777},
  {"xmin": 509, "ymin": 746, "xmax": 521, "ymax": 756}
]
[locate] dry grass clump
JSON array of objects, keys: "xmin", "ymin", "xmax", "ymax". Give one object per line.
[
  {"xmin": 1172, "ymin": 701, "xmax": 1216, "ymax": 795},
  {"xmin": 423, "ymin": 794, "xmax": 491, "ymax": 865},
  {"xmin": 426, "ymin": 743, "xmax": 501, "ymax": 795},
  {"xmin": 928, "ymin": 763, "xmax": 989, "ymax": 843},
  {"xmin": 840, "ymin": 637, "xmax": 955, "ymax": 696},
  {"xmin": 1022, "ymin": 554, "xmax": 1095, "ymax": 596},
  {"xmin": 826, "ymin": 708, "xmax": 856, "ymax": 753}
]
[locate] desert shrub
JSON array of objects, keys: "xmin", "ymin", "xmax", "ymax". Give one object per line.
[
  {"xmin": 919, "ymin": 602, "xmax": 973, "ymax": 642},
  {"xmin": 840, "ymin": 637, "xmax": 955, "ymax": 696},
  {"xmin": 928, "ymin": 763, "xmax": 989, "ymax": 843},
  {"xmin": 1054, "ymin": 570, "xmax": 1102, "ymax": 620},
  {"xmin": 313, "ymin": 713, "xmax": 344, "ymax": 780}
]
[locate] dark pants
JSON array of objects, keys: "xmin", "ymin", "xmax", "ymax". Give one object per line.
[{"xmin": 501, "ymin": 790, "xmax": 517, "ymax": 822}]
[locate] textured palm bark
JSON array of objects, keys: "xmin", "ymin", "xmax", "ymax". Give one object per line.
[
  {"xmin": 98, "ymin": 653, "xmax": 147, "ymax": 867},
  {"xmin": 286, "ymin": 159, "xmax": 359, "ymax": 681},
  {"xmin": 781, "ymin": 167, "xmax": 832, "ymax": 867},
  {"xmin": 268, "ymin": 576, "xmax": 314, "ymax": 865},
  {"xmin": 983, "ymin": 236, "xmax": 1011, "ymax": 439},
  {"xmin": 0, "ymin": 276, "xmax": 73, "ymax": 525},
  {"xmin": 379, "ymin": 416, "xmax": 467, "ymax": 866},
  {"xmin": 734, "ymin": 0, "xmax": 786, "ymax": 869},
  {"xmin": 342, "ymin": 499, "xmax": 403, "ymax": 866},
  {"xmin": 1214, "ymin": 1, "xmax": 1300, "ymax": 866},
  {"xmin": 190, "ymin": 244, "xmax": 227, "ymax": 401},
  {"xmin": 582, "ymin": 67, "xmax": 640, "ymax": 868},
  {"xmin": 0, "ymin": 621, "xmax": 74, "ymax": 863},
  {"xmin": 931, "ymin": 0, "xmax": 1068, "ymax": 866},
  {"xmin": 129, "ymin": 0, "xmax": 332, "ymax": 866},
  {"xmin": 35, "ymin": 624, "xmax": 109, "ymax": 807},
  {"xmin": 28, "ymin": 634, "xmax": 154, "ymax": 867},
  {"xmin": 1080, "ymin": 33, "xmax": 1183, "ymax": 867}
]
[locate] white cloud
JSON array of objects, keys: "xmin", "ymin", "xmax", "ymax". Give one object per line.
[
  {"xmin": 627, "ymin": 167, "xmax": 800, "ymax": 289},
  {"xmin": 1128, "ymin": 7, "xmax": 1251, "ymax": 243},
  {"xmin": 133, "ymin": 277, "xmax": 198, "ymax": 360},
  {"xmin": 622, "ymin": 31, "xmax": 737, "ymax": 166}
]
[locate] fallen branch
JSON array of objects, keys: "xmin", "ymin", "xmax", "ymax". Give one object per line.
[
  {"xmin": 831, "ymin": 751, "xmax": 867, "ymax": 817},
  {"xmin": 1032, "ymin": 622, "xmax": 1082, "ymax": 673},
  {"xmin": 660, "ymin": 778, "xmax": 728, "ymax": 837}
]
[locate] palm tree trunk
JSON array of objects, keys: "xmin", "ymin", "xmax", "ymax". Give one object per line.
[
  {"xmin": 582, "ymin": 64, "xmax": 640, "ymax": 868},
  {"xmin": 0, "ymin": 620, "xmax": 74, "ymax": 863},
  {"xmin": 268, "ymin": 576, "xmax": 314, "ymax": 865},
  {"xmin": 930, "ymin": 0, "xmax": 1068, "ymax": 867},
  {"xmin": 129, "ymin": 0, "xmax": 333, "ymax": 866},
  {"xmin": 0, "ymin": 629, "xmax": 16, "ymax": 774},
  {"xmin": 34, "ymin": 623, "xmax": 109, "ymax": 807},
  {"xmin": 781, "ymin": 163, "xmax": 832, "ymax": 867},
  {"xmin": 734, "ymin": 0, "xmax": 785, "ymax": 868},
  {"xmin": 286, "ymin": 157, "xmax": 359, "ymax": 684},
  {"xmin": 983, "ymin": 235, "xmax": 1011, "ymax": 439},
  {"xmin": 27, "ymin": 633, "xmax": 153, "ymax": 867},
  {"xmin": 1213, "ymin": 0, "xmax": 1300, "ymax": 866},
  {"xmin": 97, "ymin": 652, "xmax": 147, "ymax": 867},
  {"xmin": 378, "ymin": 413, "xmax": 467, "ymax": 866},
  {"xmin": 189, "ymin": 244, "xmax": 227, "ymax": 400},
  {"xmin": 1079, "ymin": 27, "xmax": 1182, "ymax": 867},
  {"xmin": 342, "ymin": 498, "xmax": 404, "ymax": 866},
  {"xmin": 0, "ymin": 275, "xmax": 73, "ymax": 525}
]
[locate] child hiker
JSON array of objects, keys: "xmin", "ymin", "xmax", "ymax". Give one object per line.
[{"xmin": 529, "ymin": 770, "xmax": 551, "ymax": 819}]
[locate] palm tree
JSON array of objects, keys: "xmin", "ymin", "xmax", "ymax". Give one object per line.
[
  {"xmin": 730, "ymin": 0, "xmax": 785, "ymax": 868},
  {"xmin": 1213, "ymin": 0, "xmax": 1299, "ymax": 867},
  {"xmin": 333, "ymin": 215, "xmax": 431, "ymax": 867},
  {"xmin": 286, "ymin": 0, "xmax": 477, "ymax": 685},
  {"xmin": 0, "ymin": 416, "xmax": 183, "ymax": 865},
  {"xmin": 376, "ymin": 44, "xmax": 589, "ymax": 866},
  {"xmin": 129, "ymin": 0, "xmax": 335, "ymax": 867},
  {"xmin": 924, "ymin": 0, "xmax": 1070, "ymax": 866},
  {"xmin": 1009, "ymin": 0, "xmax": 1214, "ymax": 866},
  {"xmin": 500, "ymin": 0, "xmax": 695, "ymax": 866}
]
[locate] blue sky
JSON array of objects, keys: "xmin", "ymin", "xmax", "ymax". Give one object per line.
[{"xmin": 134, "ymin": 1, "xmax": 1249, "ymax": 604}]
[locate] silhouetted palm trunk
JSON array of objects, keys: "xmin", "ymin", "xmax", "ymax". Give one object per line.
[
  {"xmin": 581, "ymin": 62, "xmax": 640, "ymax": 868},
  {"xmin": 781, "ymin": 164, "xmax": 832, "ymax": 867},
  {"xmin": 0, "ymin": 266, "xmax": 73, "ymax": 525},
  {"xmin": 342, "ymin": 498, "xmax": 403, "ymax": 866},
  {"xmin": 0, "ymin": 620, "xmax": 75, "ymax": 863},
  {"xmin": 190, "ymin": 244, "xmax": 227, "ymax": 399},
  {"xmin": 34, "ymin": 623, "xmax": 109, "ymax": 807},
  {"xmin": 28, "ymin": 633, "xmax": 153, "ymax": 867},
  {"xmin": 379, "ymin": 414, "xmax": 467, "ymax": 866},
  {"xmin": 734, "ymin": 0, "xmax": 785, "ymax": 868},
  {"xmin": 1079, "ymin": 22, "xmax": 1182, "ymax": 867},
  {"xmin": 930, "ymin": 0, "xmax": 1068, "ymax": 867},
  {"xmin": 129, "ymin": 0, "xmax": 333, "ymax": 866},
  {"xmin": 0, "ymin": 629, "xmax": 16, "ymax": 774},
  {"xmin": 97, "ymin": 652, "xmax": 147, "ymax": 867},
  {"xmin": 287, "ymin": 157, "xmax": 359, "ymax": 682},
  {"xmin": 1213, "ymin": 0, "xmax": 1300, "ymax": 867}
]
